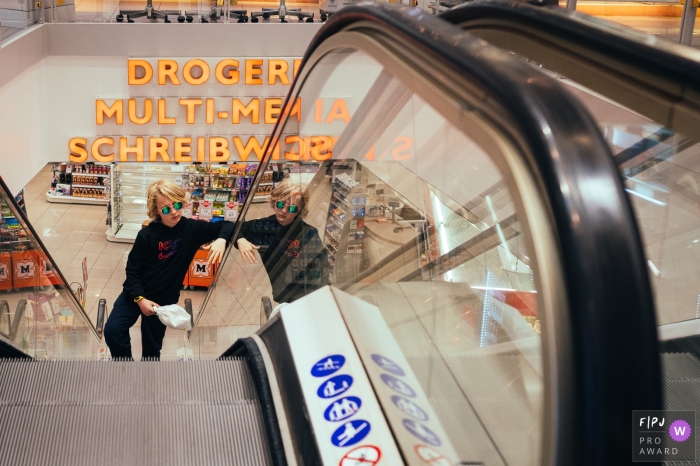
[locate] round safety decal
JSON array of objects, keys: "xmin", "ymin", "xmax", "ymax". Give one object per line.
[
  {"xmin": 415, "ymin": 444, "xmax": 451, "ymax": 466},
  {"xmin": 324, "ymin": 396, "xmax": 362, "ymax": 422},
  {"xmin": 391, "ymin": 395, "xmax": 428, "ymax": 421},
  {"xmin": 370, "ymin": 354, "xmax": 405, "ymax": 376},
  {"xmin": 311, "ymin": 355, "xmax": 346, "ymax": 377},
  {"xmin": 380, "ymin": 374, "xmax": 416, "ymax": 398},
  {"xmin": 403, "ymin": 419, "xmax": 441, "ymax": 446},
  {"xmin": 339, "ymin": 445, "xmax": 381, "ymax": 466},
  {"xmin": 318, "ymin": 374, "xmax": 354, "ymax": 399},
  {"xmin": 331, "ymin": 419, "xmax": 371, "ymax": 448}
]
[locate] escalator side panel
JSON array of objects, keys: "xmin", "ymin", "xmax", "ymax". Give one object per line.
[
  {"xmin": 259, "ymin": 316, "xmax": 324, "ymax": 466},
  {"xmin": 220, "ymin": 337, "xmax": 288, "ymax": 466}
]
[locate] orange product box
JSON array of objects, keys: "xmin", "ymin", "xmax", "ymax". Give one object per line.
[
  {"xmin": 38, "ymin": 255, "xmax": 62, "ymax": 287},
  {"xmin": 12, "ymin": 250, "xmax": 39, "ymax": 289},
  {"xmin": 0, "ymin": 251, "xmax": 11, "ymax": 291},
  {"xmin": 188, "ymin": 248, "xmax": 217, "ymax": 288}
]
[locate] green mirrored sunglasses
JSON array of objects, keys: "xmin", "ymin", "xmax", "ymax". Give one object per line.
[
  {"xmin": 161, "ymin": 201, "xmax": 183, "ymax": 216},
  {"xmin": 275, "ymin": 200, "xmax": 299, "ymax": 214}
]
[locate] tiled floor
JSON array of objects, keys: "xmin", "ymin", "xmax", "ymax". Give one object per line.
[{"xmin": 19, "ymin": 164, "xmax": 275, "ymax": 359}]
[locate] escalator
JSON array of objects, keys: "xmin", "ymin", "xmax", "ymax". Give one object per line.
[
  {"xmin": 0, "ymin": 3, "xmax": 661, "ymax": 466},
  {"xmin": 440, "ymin": 2, "xmax": 700, "ymax": 463}
]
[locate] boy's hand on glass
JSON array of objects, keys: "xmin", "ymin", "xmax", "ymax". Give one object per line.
[
  {"xmin": 206, "ymin": 238, "xmax": 227, "ymax": 264},
  {"xmin": 237, "ymin": 238, "xmax": 260, "ymax": 264}
]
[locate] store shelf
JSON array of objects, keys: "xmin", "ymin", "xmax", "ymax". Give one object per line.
[
  {"xmin": 72, "ymin": 184, "xmax": 106, "ymax": 189},
  {"xmin": 66, "ymin": 173, "xmax": 110, "ymax": 178},
  {"xmin": 105, "ymin": 224, "xmax": 139, "ymax": 244},
  {"xmin": 46, "ymin": 192, "xmax": 108, "ymax": 206}
]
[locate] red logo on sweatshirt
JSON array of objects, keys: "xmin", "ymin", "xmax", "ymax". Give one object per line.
[
  {"xmin": 285, "ymin": 239, "xmax": 299, "ymax": 258},
  {"xmin": 158, "ymin": 238, "xmax": 181, "ymax": 260}
]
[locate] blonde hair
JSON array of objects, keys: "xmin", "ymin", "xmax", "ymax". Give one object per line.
[
  {"xmin": 147, "ymin": 179, "xmax": 186, "ymax": 221},
  {"xmin": 271, "ymin": 177, "xmax": 309, "ymax": 218}
]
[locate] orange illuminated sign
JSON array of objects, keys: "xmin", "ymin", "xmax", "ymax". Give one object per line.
[{"xmin": 67, "ymin": 58, "xmax": 413, "ymax": 163}]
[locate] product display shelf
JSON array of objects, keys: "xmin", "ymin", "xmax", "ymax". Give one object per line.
[
  {"xmin": 46, "ymin": 163, "xmax": 111, "ymax": 206},
  {"xmin": 108, "ymin": 163, "xmax": 184, "ymax": 243},
  {"xmin": 324, "ymin": 172, "xmax": 366, "ymax": 284},
  {"xmin": 107, "ymin": 162, "xmax": 282, "ymax": 243}
]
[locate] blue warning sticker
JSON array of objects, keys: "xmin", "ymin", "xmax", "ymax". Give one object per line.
[
  {"xmin": 403, "ymin": 419, "xmax": 441, "ymax": 446},
  {"xmin": 311, "ymin": 355, "xmax": 346, "ymax": 378},
  {"xmin": 317, "ymin": 374, "xmax": 354, "ymax": 399},
  {"xmin": 380, "ymin": 374, "xmax": 416, "ymax": 398},
  {"xmin": 331, "ymin": 419, "xmax": 371, "ymax": 447},
  {"xmin": 391, "ymin": 395, "xmax": 428, "ymax": 421},
  {"xmin": 324, "ymin": 396, "xmax": 362, "ymax": 422},
  {"xmin": 371, "ymin": 354, "xmax": 405, "ymax": 377}
]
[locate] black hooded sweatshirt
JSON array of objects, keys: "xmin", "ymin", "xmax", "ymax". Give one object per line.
[{"xmin": 123, "ymin": 218, "xmax": 234, "ymax": 305}]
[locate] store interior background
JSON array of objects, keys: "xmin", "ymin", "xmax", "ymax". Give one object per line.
[
  {"xmin": 0, "ymin": 0, "xmax": 697, "ymax": 360},
  {"xmin": 1, "ymin": 0, "xmax": 698, "ymax": 47}
]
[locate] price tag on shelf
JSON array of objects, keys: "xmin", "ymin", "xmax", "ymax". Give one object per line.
[
  {"xmin": 199, "ymin": 200, "xmax": 213, "ymax": 220},
  {"xmin": 175, "ymin": 176, "xmax": 183, "ymax": 186},
  {"xmin": 224, "ymin": 202, "xmax": 238, "ymax": 221},
  {"xmin": 181, "ymin": 202, "xmax": 193, "ymax": 219}
]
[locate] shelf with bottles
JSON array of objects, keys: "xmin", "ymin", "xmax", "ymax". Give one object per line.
[
  {"xmin": 48, "ymin": 162, "xmax": 111, "ymax": 205},
  {"xmin": 324, "ymin": 170, "xmax": 367, "ymax": 282},
  {"xmin": 0, "ymin": 199, "xmax": 22, "ymax": 233}
]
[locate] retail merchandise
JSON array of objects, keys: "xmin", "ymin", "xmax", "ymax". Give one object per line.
[
  {"xmin": 48, "ymin": 163, "xmax": 111, "ymax": 203},
  {"xmin": 107, "ymin": 161, "xmax": 289, "ymax": 288},
  {"xmin": 325, "ymin": 167, "xmax": 367, "ymax": 283},
  {"xmin": 109, "ymin": 162, "xmax": 282, "ymax": 242},
  {"xmin": 0, "ymin": 198, "xmax": 64, "ymax": 293}
]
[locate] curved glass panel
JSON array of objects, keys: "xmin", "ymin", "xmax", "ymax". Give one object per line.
[
  {"xmin": 207, "ymin": 46, "xmax": 550, "ymax": 465},
  {"xmin": 483, "ymin": 26, "xmax": 700, "ymax": 428}
]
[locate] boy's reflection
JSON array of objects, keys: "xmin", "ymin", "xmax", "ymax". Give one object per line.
[{"xmin": 236, "ymin": 177, "xmax": 329, "ymax": 303}]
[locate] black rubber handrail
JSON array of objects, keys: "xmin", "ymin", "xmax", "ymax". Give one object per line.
[
  {"xmin": 440, "ymin": 0, "xmax": 700, "ymax": 143},
  {"xmin": 0, "ymin": 299, "xmax": 26, "ymax": 341},
  {"xmin": 96, "ymin": 299, "xmax": 107, "ymax": 339},
  {"xmin": 241, "ymin": 5, "xmax": 660, "ymax": 466},
  {"xmin": 220, "ymin": 338, "xmax": 288, "ymax": 466},
  {"xmin": 184, "ymin": 298, "xmax": 193, "ymax": 339},
  {"xmin": 260, "ymin": 297, "xmax": 273, "ymax": 324}
]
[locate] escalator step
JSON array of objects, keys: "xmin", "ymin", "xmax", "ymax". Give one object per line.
[
  {"xmin": 0, "ymin": 359, "xmax": 273, "ymax": 466},
  {"xmin": 661, "ymin": 352, "xmax": 700, "ymax": 381}
]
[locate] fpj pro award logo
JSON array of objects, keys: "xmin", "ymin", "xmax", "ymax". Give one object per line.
[{"xmin": 633, "ymin": 411, "xmax": 695, "ymax": 462}]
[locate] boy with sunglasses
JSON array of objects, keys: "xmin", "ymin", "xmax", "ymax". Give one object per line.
[
  {"xmin": 236, "ymin": 177, "xmax": 329, "ymax": 304},
  {"xmin": 104, "ymin": 179, "xmax": 234, "ymax": 360}
]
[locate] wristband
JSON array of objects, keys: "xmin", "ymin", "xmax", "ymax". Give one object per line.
[{"xmin": 134, "ymin": 296, "xmax": 144, "ymax": 303}]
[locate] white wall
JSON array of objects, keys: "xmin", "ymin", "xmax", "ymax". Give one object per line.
[
  {"xmin": 0, "ymin": 57, "xmax": 49, "ymax": 194},
  {"xmin": 0, "ymin": 22, "xmax": 322, "ymax": 194}
]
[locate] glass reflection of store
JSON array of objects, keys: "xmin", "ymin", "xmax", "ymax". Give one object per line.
[
  {"xmin": 228, "ymin": 47, "xmax": 550, "ymax": 465},
  {"xmin": 565, "ymin": 81, "xmax": 700, "ymax": 331},
  {"xmin": 0, "ymin": 180, "xmax": 101, "ymax": 359}
]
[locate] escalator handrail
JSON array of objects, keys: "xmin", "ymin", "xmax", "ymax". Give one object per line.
[
  {"xmin": 0, "ymin": 176, "xmax": 101, "ymax": 340},
  {"xmin": 230, "ymin": 5, "xmax": 660, "ymax": 465},
  {"xmin": 441, "ymin": 0, "xmax": 700, "ymax": 85},
  {"xmin": 439, "ymin": 0, "xmax": 700, "ymax": 140},
  {"xmin": 0, "ymin": 299, "xmax": 27, "ymax": 341}
]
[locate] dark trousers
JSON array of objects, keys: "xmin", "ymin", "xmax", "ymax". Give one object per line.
[{"xmin": 104, "ymin": 293, "xmax": 167, "ymax": 360}]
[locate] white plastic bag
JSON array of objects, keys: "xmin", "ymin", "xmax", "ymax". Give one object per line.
[{"xmin": 153, "ymin": 304, "xmax": 192, "ymax": 331}]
